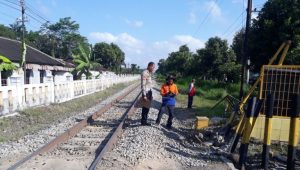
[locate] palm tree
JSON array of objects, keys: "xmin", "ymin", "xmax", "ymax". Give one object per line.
[
  {"xmin": 72, "ymin": 44, "xmax": 100, "ymax": 79},
  {"xmin": 0, "ymin": 55, "xmax": 17, "ymax": 72}
]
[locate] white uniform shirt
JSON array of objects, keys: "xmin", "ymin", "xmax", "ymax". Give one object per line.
[{"xmin": 141, "ymin": 69, "xmax": 152, "ymax": 97}]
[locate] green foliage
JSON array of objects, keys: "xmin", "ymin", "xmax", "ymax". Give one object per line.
[
  {"xmin": 157, "ymin": 38, "xmax": 241, "ymax": 83},
  {"xmin": 156, "ymin": 45, "xmax": 193, "ymax": 77},
  {"xmin": 0, "ymin": 55, "xmax": 17, "ymax": 72},
  {"xmin": 0, "ymin": 24, "xmax": 16, "ymax": 39},
  {"xmin": 93, "ymin": 42, "xmax": 125, "ymax": 72},
  {"xmin": 38, "ymin": 17, "xmax": 89, "ymax": 59},
  {"xmin": 243, "ymin": 0, "xmax": 300, "ymax": 71},
  {"xmin": 72, "ymin": 44, "xmax": 100, "ymax": 79},
  {"xmin": 231, "ymin": 28, "xmax": 244, "ymax": 64},
  {"xmin": 203, "ymin": 89, "xmax": 227, "ymax": 100}
]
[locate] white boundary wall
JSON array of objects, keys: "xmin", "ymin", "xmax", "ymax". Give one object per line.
[{"xmin": 0, "ymin": 74, "xmax": 139, "ymax": 116}]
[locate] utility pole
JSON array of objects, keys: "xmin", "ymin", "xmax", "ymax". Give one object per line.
[
  {"xmin": 19, "ymin": 0, "xmax": 27, "ymax": 84},
  {"xmin": 239, "ymin": 0, "xmax": 252, "ymax": 100}
]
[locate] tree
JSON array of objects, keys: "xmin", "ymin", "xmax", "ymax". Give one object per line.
[
  {"xmin": 199, "ymin": 37, "xmax": 236, "ymax": 80},
  {"xmin": 0, "ymin": 55, "xmax": 17, "ymax": 72},
  {"xmin": 160, "ymin": 45, "xmax": 193, "ymax": 77},
  {"xmin": 111, "ymin": 43, "xmax": 125, "ymax": 73},
  {"xmin": 248, "ymin": 0, "xmax": 300, "ymax": 71},
  {"xmin": 72, "ymin": 44, "xmax": 100, "ymax": 79},
  {"xmin": 156, "ymin": 59, "xmax": 166, "ymax": 74},
  {"xmin": 39, "ymin": 18, "xmax": 88, "ymax": 59},
  {"xmin": 93, "ymin": 42, "xmax": 125, "ymax": 71},
  {"xmin": 9, "ymin": 21, "xmax": 23, "ymax": 40},
  {"xmin": 0, "ymin": 55, "xmax": 17, "ymax": 81},
  {"xmin": 231, "ymin": 28, "xmax": 245, "ymax": 64},
  {"xmin": 0, "ymin": 24, "xmax": 16, "ymax": 39}
]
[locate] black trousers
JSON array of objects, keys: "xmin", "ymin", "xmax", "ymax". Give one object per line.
[
  {"xmin": 188, "ymin": 96, "xmax": 194, "ymax": 108},
  {"xmin": 156, "ymin": 105, "xmax": 174, "ymax": 127},
  {"xmin": 141, "ymin": 107, "xmax": 150, "ymax": 124}
]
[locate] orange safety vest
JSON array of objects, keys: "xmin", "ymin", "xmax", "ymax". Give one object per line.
[{"xmin": 160, "ymin": 83, "xmax": 178, "ymax": 96}]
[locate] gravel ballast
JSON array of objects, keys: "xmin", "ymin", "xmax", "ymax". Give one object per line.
[{"xmin": 97, "ymin": 82, "xmax": 230, "ymax": 170}]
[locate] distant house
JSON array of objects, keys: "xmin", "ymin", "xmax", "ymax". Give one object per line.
[{"xmin": 0, "ymin": 36, "xmax": 73, "ymax": 86}]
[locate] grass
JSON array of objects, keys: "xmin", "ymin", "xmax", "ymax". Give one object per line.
[{"xmin": 0, "ymin": 81, "xmax": 137, "ymax": 143}]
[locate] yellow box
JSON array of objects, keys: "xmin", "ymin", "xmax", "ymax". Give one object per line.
[{"xmin": 195, "ymin": 116, "xmax": 209, "ymax": 129}]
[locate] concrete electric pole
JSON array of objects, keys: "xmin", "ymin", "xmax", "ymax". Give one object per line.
[
  {"xmin": 19, "ymin": 0, "xmax": 27, "ymax": 84},
  {"xmin": 239, "ymin": 0, "xmax": 252, "ymax": 100}
]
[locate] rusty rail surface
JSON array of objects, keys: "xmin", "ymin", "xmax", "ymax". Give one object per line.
[
  {"xmin": 88, "ymin": 91, "xmax": 141, "ymax": 170},
  {"xmin": 8, "ymin": 83, "xmax": 139, "ymax": 170}
]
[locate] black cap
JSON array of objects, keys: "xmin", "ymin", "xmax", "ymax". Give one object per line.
[{"xmin": 166, "ymin": 75, "xmax": 175, "ymax": 81}]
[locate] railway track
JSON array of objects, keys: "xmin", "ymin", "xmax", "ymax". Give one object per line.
[{"xmin": 8, "ymin": 83, "xmax": 141, "ymax": 170}]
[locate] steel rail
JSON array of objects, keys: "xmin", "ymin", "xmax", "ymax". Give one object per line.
[
  {"xmin": 88, "ymin": 91, "xmax": 141, "ymax": 170},
  {"xmin": 8, "ymin": 83, "xmax": 139, "ymax": 170}
]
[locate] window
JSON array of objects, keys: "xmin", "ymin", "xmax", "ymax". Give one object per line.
[
  {"xmin": 25, "ymin": 69, "xmax": 32, "ymax": 84},
  {"xmin": 1, "ymin": 70, "xmax": 10, "ymax": 86},
  {"xmin": 40, "ymin": 70, "xmax": 45, "ymax": 83}
]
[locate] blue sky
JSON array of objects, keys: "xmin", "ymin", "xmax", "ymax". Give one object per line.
[{"xmin": 0, "ymin": 0, "xmax": 267, "ymax": 68}]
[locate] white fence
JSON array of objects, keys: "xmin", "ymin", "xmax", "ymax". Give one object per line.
[{"xmin": 0, "ymin": 74, "xmax": 139, "ymax": 116}]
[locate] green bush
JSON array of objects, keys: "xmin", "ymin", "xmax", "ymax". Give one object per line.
[{"xmin": 203, "ymin": 88, "xmax": 227, "ymax": 100}]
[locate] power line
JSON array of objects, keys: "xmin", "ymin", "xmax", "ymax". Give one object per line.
[
  {"xmin": 26, "ymin": 22, "xmax": 40, "ymax": 30},
  {"xmin": 3, "ymin": 0, "xmax": 19, "ymax": 6},
  {"xmin": 0, "ymin": 11, "xmax": 17, "ymax": 20},
  {"xmin": 25, "ymin": 11, "xmax": 45, "ymax": 25},
  {"xmin": 224, "ymin": 19, "xmax": 244, "ymax": 39},
  {"xmin": 222, "ymin": 11, "xmax": 245, "ymax": 37},
  {"xmin": 26, "ymin": 1, "xmax": 51, "ymax": 23},
  {"xmin": 192, "ymin": 0, "xmax": 220, "ymax": 38},
  {"xmin": 0, "ymin": 1, "xmax": 20, "ymax": 11},
  {"xmin": 26, "ymin": 7, "xmax": 49, "ymax": 22},
  {"xmin": 185, "ymin": 0, "xmax": 220, "ymax": 48}
]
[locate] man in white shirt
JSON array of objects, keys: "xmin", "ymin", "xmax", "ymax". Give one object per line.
[{"xmin": 140, "ymin": 62, "xmax": 155, "ymax": 126}]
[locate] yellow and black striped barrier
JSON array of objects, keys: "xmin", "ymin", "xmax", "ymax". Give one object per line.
[
  {"xmin": 230, "ymin": 113, "xmax": 246, "ymax": 153},
  {"xmin": 287, "ymin": 94, "xmax": 300, "ymax": 170},
  {"xmin": 262, "ymin": 93, "xmax": 274, "ymax": 170},
  {"xmin": 238, "ymin": 97, "xmax": 257, "ymax": 168}
]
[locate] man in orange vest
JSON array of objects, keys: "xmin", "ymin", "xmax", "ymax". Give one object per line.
[
  {"xmin": 155, "ymin": 75, "xmax": 179, "ymax": 129},
  {"xmin": 188, "ymin": 79, "xmax": 196, "ymax": 108}
]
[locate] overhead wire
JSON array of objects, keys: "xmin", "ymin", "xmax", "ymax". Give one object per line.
[
  {"xmin": 3, "ymin": 0, "xmax": 19, "ymax": 6},
  {"xmin": 185, "ymin": 0, "xmax": 220, "ymax": 48},
  {"xmin": 191, "ymin": 0, "xmax": 219, "ymax": 38},
  {"xmin": 26, "ymin": 2, "xmax": 50, "ymax": 23},
  {"xmin": 0, "ymin": 0, "xmax": 48, "ymax": 31},
  {"xmin": 222, "ymin": 10, "xmax": 245, "ymax": 38},
  {"xmin": 0, "ymin": 1, "xmax": 20, "ymax": 11}
]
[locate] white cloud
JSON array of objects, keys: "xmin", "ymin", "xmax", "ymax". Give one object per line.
[
  {"xmin": 88, "ymin": 32, "xmax": 204, "ymax": 68},
  {"xmin": 188, "ymin": 0, "xmax": 223, "ymax": 24},
  {"xmin": 124, "ymin": 19, "xmax": 144, "ymax": 28},
  {"xmin": 89, "ymin": 32, "xmax": 145, "ymax": 66},
  {"xmin": 188, "ymin": 12, "xmax": 197, "ymax": 24},
  {"xmin": 205, "ymin": 1, "xmax": 221, "ymax": 18},
  {"xmin": 173, "ymin": 35, "xmax": 205, "ymax": 51},
  {"xmin": 89, "ymin": 32, "xmax": 118, "ymax": 42}
]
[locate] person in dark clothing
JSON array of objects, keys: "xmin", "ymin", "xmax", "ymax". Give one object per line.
[
  {"xmin": 187, "ymin": 79, "xmax": 196, "ymax": 108},
  {"xmin": 155, "ymin": 75, "xmax": 179, "ymax": 129}
]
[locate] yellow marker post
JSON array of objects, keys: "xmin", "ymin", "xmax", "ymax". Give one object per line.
[
  {"xmin": 262, "ymin": 94, "xmax": 274, "ymax": 170},
  {"xmin": 238, "ymin": 97, "xmax": 256, "ymax": 169},
  {"xmin": 287, "ymin": 94, "xmax": 300, "ymax": 170}
]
